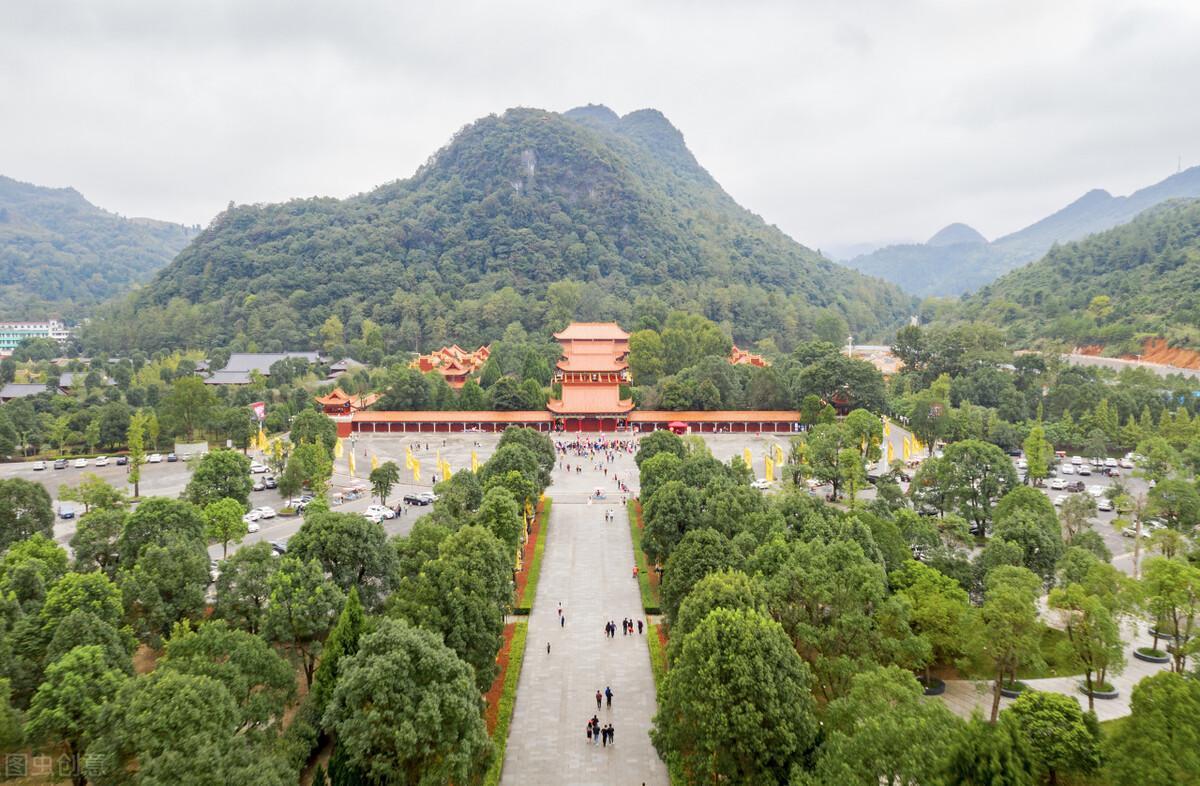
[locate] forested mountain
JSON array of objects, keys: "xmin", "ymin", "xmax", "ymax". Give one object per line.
[
  {"xmin": 949, "ymin": 198, "xmax": 1200, "ymax": 350},
  {"xmin": 845, "ymin": 165, "xmax": 1200, "ymax": 297},
  {"xmin": 82, "ymin": 105, "xmax": 913, "ymax": 354},
  {"xmin": 0, "ymin": 176, "xmax": 196, "ymax": 317}
]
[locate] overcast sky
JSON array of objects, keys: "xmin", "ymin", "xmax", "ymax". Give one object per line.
[{"xmin": 4, "ymin": 0, "xmax": 1199, "ymax": 254}]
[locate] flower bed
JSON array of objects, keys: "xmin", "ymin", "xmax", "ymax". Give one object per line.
[
  {"xmin": 513, "ymin": 499, "xmax": 550, "ymax": 614},
  {"xmin": 482, "ymin": 621, "xmax": 528, "ymax": 786},
  {"xmin": 1078, "ymin": 680, "xmax": 1119, "ymax": 700},
  {"xmin": 1133, "ymin": 646, "xmax": 1171, "ymax": 664}
]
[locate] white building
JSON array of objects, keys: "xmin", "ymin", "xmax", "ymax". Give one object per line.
[{"xmin": 0, "ymin": 320, "xmax": 71, "ymax": 354}]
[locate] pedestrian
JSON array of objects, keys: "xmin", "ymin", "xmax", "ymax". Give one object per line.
[
  {"xmin": 605, "ymin": 686, "xmax": 613, "ymax": 708},
  {"xmin": 596, "ymin": 690, "xmax": 602, "ymax": 710},
  {"xmin": 561, "ymin": 614, "xmax": 565, "ymax": 628},
  {"xmin": 609, "ymin": 724, "xmax": 615, "ymax": 747},
  {"xmin": 557, "ymin": 602, "xmax": 562, "ymax": 618},
  {"xmin": 637, "ymin": 619, "xmax": 643, "ymax": 634},
  {"xmin": 586, "ymin": 722, "xmax": 592, "ymax": 744},
  {"xmin": 547, "ymin": 642, "xmax": 551, "ymax": 654},
  {"xmin": 601, "ymin": 724, "xmax": 608, "ymax": 748}
]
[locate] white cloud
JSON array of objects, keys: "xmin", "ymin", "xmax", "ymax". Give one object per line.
[{"xmin": 1, "ymin": 0, "xmax": 1197, "ymax": 249}]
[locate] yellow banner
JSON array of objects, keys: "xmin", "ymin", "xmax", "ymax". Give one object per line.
[
  {"xmin": 764, "ymin": 455, "xmax": 774, "ymax": 481},
  {"xmin": 405, "ymin": 446, "xmax": 414, "ymax": 470},
  {"xmin": 743, "ymin": 447, "xmax": 752, "ymax": 468},
  {"xmin": 412, "ymin": 458, "xmax": 421, "ymax": 483},
  {"xmin": 370, "ymin": 453, "xmax": 379, "ymax": 471},
  {"xmin": 774, "ymin": 444, "xmax": 784, "ymax": 464},
  {"xmin": 334, "ymin": 438, "xmax": 344, "ymax": 459},
  {"xmin": 471, "ymin": 450, "xmax": 479, "ymax": 473},
  {"xmin": 348, "ymin": 450, "xmax": 356, "ymax": 477}
]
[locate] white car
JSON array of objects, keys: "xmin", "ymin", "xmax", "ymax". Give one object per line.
[
  {"xmin": 1053, "ymin": 495, "xmax": 1067, "ymax": 506},
  {"xmin": 365, "ymin": 504, "xmax": 396, "ymax": 520},
  {"xmin": 1070, "ymin": 455, "xmax": 1083, "ymax": 465},
  {"xmin": 1077, "ymin": 465, "xmax": 1092, "ymax": 476},
  {"xmin": 252, "ymin": 478, "xmax": 266, "ymax": 492},
  {"xmin": 73, "ymin": 458, "xmax": 88, "ymax": 468},
  {"xmin": 1119, "ymin": 458, "xmax": 1134, "ymax": 469},
  {"xmin": 148, "ymin": 453, "xmax": 163, "ymax": 463},
  {"xmin": 95, "ymin": 455, "xmax": 109, "ymax": 466},
  {"xmin": 254, "ymin": 506, "xmax": 276, "ymax": 519},
  {"xmin": 1097, "ymin": 498, "xmax": 1113, "ymax": 512},
  {"xmin": 1049, "ymin": 478, "xmax": 1067, "ymax": 490},
  {"xmin": 250, "ymin": 462, "xmax": 269, "ymax": 474},
  {"xmin": 1088, "ymin": 485, "xmax": 1106, "ymax": 497},
  {"xmin": 31, "ymin": 460, "xmax": 46, "ymax": 471},
  {"xmin": 1016, "ymin": 458, "xmax": 1027, "ymax": 470},
  {"xmin": 751, "ymin": 479, "xmax": 771, "ymax": 490},
  {"xmin": 1060, "ymin": 464, "xmax": 1075, "ymax": 475},
  {"xmin": 244, "ymin": 519, "xmax": 260, "ymax": 533},
  {"xmin": 243, "ymin": 509, "xmax": 262, "ymax": 522},
  {"xmin": 1104, "ymin": 458, "xmax": 1118, "ymax": 468},
  {"xmin": 1122, "ymin": 525, "xmax": 1151, "ymax": 539}
]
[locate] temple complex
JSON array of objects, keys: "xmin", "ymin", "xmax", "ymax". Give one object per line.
[
  {"xmin": 546, "ymin": 322, "xmax": 634, "ymax": 431},
  {"xmin": 315, "ymin": 388, "xmax": 381, "ymax": 415},
  {"xmin": 411, "ymin": 344, "xmax": 490, "ymax": 389},
  {"xmin": 730, "ymin": 345, "xmax": 769, "ymax": 367}
]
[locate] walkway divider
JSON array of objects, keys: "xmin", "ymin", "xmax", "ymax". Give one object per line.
[
  {"xmin": 627, "ymin": 499, "xmax": 661, "ymax": 614},
  {"xmin": 513, "ymin": 499, "xmax": 552, "ymax": 615},
  {"xmin": 483, "ymin": 620, "xmax": 528, "ymax": 786}
]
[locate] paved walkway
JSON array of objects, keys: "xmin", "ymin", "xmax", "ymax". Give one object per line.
[
  {"xmin": 937, "ymin": 617, "xmax": 1173, "ymax": 721},
  {"xmin": 501, "ymin": 452, "xmax": 669, "ymax": 786}
]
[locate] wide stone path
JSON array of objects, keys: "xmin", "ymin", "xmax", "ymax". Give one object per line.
[{"xmin": 501, "ymin": 456, "xmax": 668, "ymax": 786}]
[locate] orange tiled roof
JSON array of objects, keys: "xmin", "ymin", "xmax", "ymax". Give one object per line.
[
  {"xmin": 553, "ymin": 322, "xmax": 630, "ymax": 341},
  {"xmin": 631, "ymin": 410, "xmax": 799, "ymax": 423},
  {"xmin": 730, "ymin": 345, "xmax": 769, "ymax": 367}
]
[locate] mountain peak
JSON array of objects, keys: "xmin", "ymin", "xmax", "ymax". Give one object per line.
[{"xmin": 926, "ymin": 222, "xmax": 986, "ymax": 246}]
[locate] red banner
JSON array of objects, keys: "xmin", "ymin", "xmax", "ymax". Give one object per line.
[{"xmin": 250, "ymin": 401, "xmax": 266, "ymax": 421}]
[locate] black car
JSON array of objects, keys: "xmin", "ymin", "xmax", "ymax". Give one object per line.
[
  {"xmin": 264, "ymin": 476, "xmax": 277, "ymax": 489},
  {"xmin": 403, "ymin": 493, "xmax": 433, "ymax": 506},
  {"xmin": 53, "ymin": 459, "xmax": 68, "ymax": 469},
  {"xmin": 116, "ymin": 456, "xmax": 128, "ymax": 465},
  {"xmin": 269, "ymin": 540, "xmax": 288, "ymax": 555}
]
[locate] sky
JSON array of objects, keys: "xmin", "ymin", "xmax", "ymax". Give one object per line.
[{"xmin": 3, "ymin": 0, "xmax": 1199, "ymax": 256}]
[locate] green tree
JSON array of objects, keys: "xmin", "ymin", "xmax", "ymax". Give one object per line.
[
  {"xmin": 368, "ymin": 460, "xmax": 400, "ymax": 506},
  {"xmin": 287, "ymin": 510, "xmax": 397, "ymax": 608},
  {"xmin": 942, "ymin": 439, "xmax": 1019, "ymax": 537},
  {"xmin": 290, "ymin": 409, "xmax": 338, "ymax": 454},
  {"xmin": 907, "ymin": 390, "xmax": 951, "ymax": 455},
  {"xmin": 941, "ymin": 713, "xmax": 1035, "ymax": 786},
  {"xmin": 0, "ymin": 678, "xmax": 22, "ymax": 752},
  {"xmin": 668, "ymin": 570, "xmax": 769, "ymax": 663},
  {"xmin": 981, "ymin": 566, "xmax": 1045, "ymax": 722},
  {"xmin": 159, "ymin": 620, "xmax": 295, "ymax": 733},
  {"xmin": 0, "ymin": 477, "xmax": 54, "ymax": 551},
  {"xmin": 117, "ymin": 497, "xmax": 205, "ymax": 567},
  {"xmin": 641, "ymin": 480, "xmax": 702, "ymax": 565},
  {"xmin": 1148, "ymin": 479, "xmax": 1200, "ymax": 531},
  {"xmin": 629, "ymin": 328, "xmax": 666, "ymax": 385},
  {"xmin": 652, "ymin": 608, "xmax": 818, "ymax": 784},
  {"xmin": 1022, "ymin": 423, "xmax": 1052, "ymax": 487},
  {"xmin": 185, "ymin": 449, "xmax": 253, "ymax": 508},
  {"xmin": 263, "ymin": 557, "xmax": 344, "ymax": 687},
  {"xmin": 892, "ymin": 559, "xmax": 974, "ymax": 685},
  {"xmin": 322, "ymin": 618, "xmax": 492, "ymax": 785},
  {"xmin": 1007, "ymin": 690, "xmax": 1101, "ymax": 784},
  {"xmin": 43, "ymin": 609, "xmax": 134, "ymax": 675},
  {"xmin": 204, "ymin": 497, "xmax": 248, "ymax": 559},
  {"xmin": 635, "ymin": 428, "xmax": 687, "ymax": 468},
  {"xmin": 58, "ymin": 473, "xmax": 127, "ymax": 514},
  {"xmin": 1059, "ymin": 493, "xmax": 1097, "ymax": 545},
  {"xmin": 472, "ymin": 486, "xmax": 523, "ymax": 554},
  {"xmin": 24, "ymin": 645, "xmax": 128, "ymax": 786},
  {"xmin": 39, "ymin": 571, "xmax": 124, "ymax": 637},
  {"xmin": 310, "ymin": 585, "xmax": 366, "ymax": 710},
  {"xmin": 284, "ymin": 442, "xmax": 334, "ymax": 494},
  {"xmin": 1139, "ymin": 557, "xmax": 1200, "ymax": 673},
  {"xmin": 661, "ymin": 529, "xmax": 737, "ymax": 625},
  {"xmin": 160, "ymin": 376, "xmax": 217, "ymax": 440},
  {"xmin": 126, "ymin": 409, "xmax": 147, "ymax": 497},
  {"xmin": 119, "ymin": 536, "xmax": 211, "ymax": 645},
  {"xmin": 1048, "ymin": 584, "xmax": 1125, "ymax": 711},
  {"xmin": 815, "ymin": 666, "xmax": 962, "ymax": 786},
  {"xmin": 0, "ymin": 533, "xmax": 67, "ymax": 610},
  {"xmin": 214, "ymin": 541, "xmax": 278, "ymax": 635},
  {"xmin": 1104, "ymin": 671, "xmax": 1200, "ymax": 786}
]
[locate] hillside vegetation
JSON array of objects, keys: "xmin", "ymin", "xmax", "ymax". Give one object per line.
[
  {"xmin": 0, "ymin": 176, "xmax": 196, "ymax": 317},
  {"xmin": 82, "ymin": 105, "xmax": 913, "ymax": 354},
  {"xmin": 846, "ymin": 165, "xmax": 1200, "ymax": 297},
  {"xmin": 951, "ymin": 198, "xmax": 1200, "ymax": 351}
]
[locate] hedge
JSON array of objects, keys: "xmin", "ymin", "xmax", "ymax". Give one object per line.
[
  {"xmin": 483, "ymin": 620, "xmax": 528, "ymax": 786},
  {"xmin": 514, "ymin": 499, "xmax": 551, "ymax": 613},
  {"xmin": 627, "ymin": 499, "xmax": 661, "ymax": 614}
]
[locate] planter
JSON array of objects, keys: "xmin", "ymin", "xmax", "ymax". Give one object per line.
[
  {"xmin": 1134, "ymin": 647, "xmax": 1171, "ymax": 664},
  {"xmin": 997, "ymin": 681, "xmax": 1028, "ymax": 698},
  {"xmin": 918, "ymin": 676, "xmax": 945, "ymax": 696},
  {"xmin": 1078, "ymin": 681, "xmax": 1119, "ymax": 700}
]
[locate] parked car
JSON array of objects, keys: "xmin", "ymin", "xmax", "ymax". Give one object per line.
[
  {"xmin": 270, "ymin": 540, "xmax": 287, "ymax": 555},
  {"xmin": 1060, "ymin": 464, "xmax": 1076, "ymax": 475},
  {"xmin": 148, "ymin": 453, "xmax": 163, "ymax": 463},
  {"xmin": 1070, "ymin": 455, "xmax": 1083, "ymax": 465},
  {"xmin": 1088, "ymin": 485, "xmax": 1107, "ymax": 497},
  {"xmin": 72, "ymin": 458, "xmax": 87, "ymax": 468},
  {"xmin": 243, "ymin": 509, "xmax": 262, "ymax": 522},
  {"xmin": 244, "ymin": 519, "xmax": 260, "ymax": 533},
  {"xmin": 252, "ymin": 479, "xmax": 266, "ymax": 492},
  {"xmin": 166, "ymin": 453, "xmax": 179, "ymax": 462},
  {"xmin": 1106, "ymin": 467, "xmax": 1121, "ymax": 477},
  {"xmin": 1097, "ymin": 498, "xmax": 1114, "ymax": 512},
  {"xmin": 1119, "ymin": 458, "xmax": 1134, "ymax": 469},
  {"xmin": 403, "ymin": 493, "xmax": 435, "ymax": 506},
  {"xmin": 31, "ymin": 460, "xmax": 46, "ymax": 471},
  {"xmin": 1122, "ymin": 525, "xmax": 1152, "ymax": 538},
  {"xmin": 250, "ymin": 462, "xmax": 269, "ymax": 474},
  {"xmin": 53, "ymin": 459, "xmax": 67, "ymax": 469},
  {"xmin": 254, "ymin": 506, "xmax": 276, "ymax": 519},
  {"xmin": 58, "ymin": 508, "xmax": 76, "ymax": 519},
  {"xmin": 1049, "ymin": 477, "xmax": 1067, "ymax": 490},
  {"xmin": 1066, "ymin": 481, "xmax": 1085, "ymax": 492},
  {"xmin": 116, "ymin": 456, "xmax": 128, "ymax": 465},
  {"xmin": 95, "ymin": 456, "xmax": 109, "ymax": 466},
  {"xmin": 1104, "ymin": 457, "xmax": 1118, "ymax": 468},
  {"xmin": 365, "ymin": 504, "xmax": 396, "ymax": 520},
  {"xmin": 209, "ymin": 560, "xmax": 221, "ymax": 583},
  {"xmin": 1077, "ymin": 465, "xmax": 1092, "ymax": 476},
  {"xmin": 264, "ymin": 476, "xmax": 277, "ymax": 489},
  {"xmin": 751, "ymin": 479, "xmax": 771, "ymax": 490},
  {"xmin": 1053, "ymin": 495, "xmax": 1067, "ymax": 506}
]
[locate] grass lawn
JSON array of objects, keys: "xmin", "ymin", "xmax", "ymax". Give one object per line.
[
  {"xmin": 483, "ymin": 620, "xmax": 528, "ymax": 786},
  {"xmin": 962, "ymin": 626, "xmax": 1085, "ymax": 680},
  {"xmin": 514, "ymin": 499, "xmax": 551, "ymax": 613},
  {"xmin": 627, "ymin": 499, "xmax": 662, "ymax": 614}
]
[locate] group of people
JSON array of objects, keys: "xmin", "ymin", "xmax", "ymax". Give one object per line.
[
  {"xmin": 585, "ymin": 715, "xmax": 615, "ymax": 747},
  {"xmin": 604, "ymin": 618, "xmax": 642, "ymax": 638}
]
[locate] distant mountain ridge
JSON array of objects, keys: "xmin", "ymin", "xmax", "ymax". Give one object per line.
[
  {"xmin": 0, "ymin": 176, "xmax": 197, "ymax": 318},
  {"xmin": 844, "ymin": 165, "xmax": 1200, "ymax": 298},
  {"xmin": 83, "ymin": 104, "xmax": 914, "ymax": 354}
]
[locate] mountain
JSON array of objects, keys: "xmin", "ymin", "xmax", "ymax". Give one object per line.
[
  {"xmin": 83, "ymin": 105, "xmax": 914, "ymax": 354},
  {"xmin": 844, "ymin": 165, "xmax": 1200, "ymax": 298},
  {"xmin": 926, "ymin": 223, "xmax": 986, "ymax": 247},
  {"xmin": 0, "ymin": 176, "xmax": 197, "ymax": 318},
  {"xmin": 955, "ymin": 198, "xmax": 1200, "ymax": 350}
]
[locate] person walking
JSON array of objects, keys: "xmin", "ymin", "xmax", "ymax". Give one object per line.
[
  {"xmin": 596, "ymin": 690, "xmax": 602, "ymax": 710},
  {"xmin": 586, "ymin": 722, "xmax": 592, "ymax": 745},
  {"xmin": 601, "ymin": 724, "xmax": 608, "ymax": 748},
  {"xmin": 609, "ymin": 724, "xmax": 615, "ymax": 747},
  {"xmin": 561, "ymin": 614, "xmax": 565, "ymax": 628},
  {"xmin": 605, "ymin": 686, "xmax": 613, "ymax": 709},
  {"xmin": 637, "ymin": 619, "xmax": 644, "ymax": 635}
]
